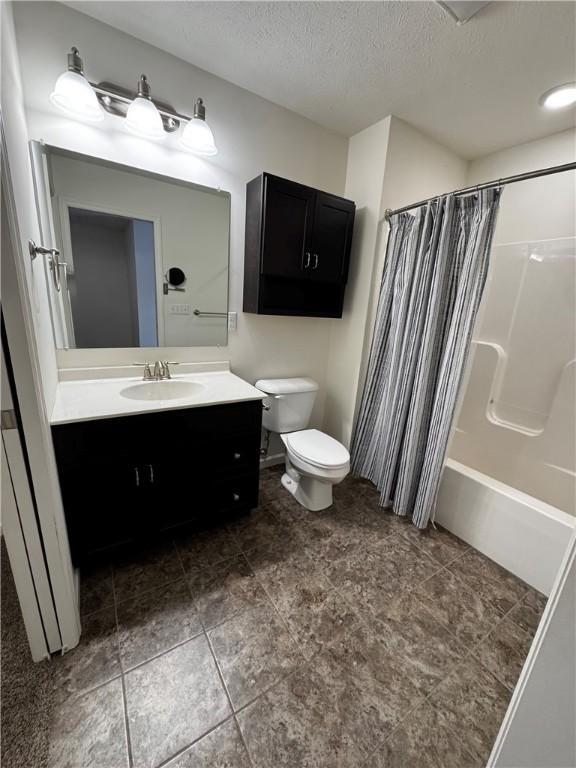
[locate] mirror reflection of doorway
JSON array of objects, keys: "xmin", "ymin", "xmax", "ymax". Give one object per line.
[{"xmin": 67, "ymin": 208, "xmax": 158, "ymax": 348}]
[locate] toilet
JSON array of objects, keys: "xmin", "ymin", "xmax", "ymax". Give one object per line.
[{"xmin": 255, "ymin": 377, "xmax": 350, "ymax": 511}]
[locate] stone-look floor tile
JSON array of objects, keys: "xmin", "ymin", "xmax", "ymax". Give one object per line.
[
  {"xmin": 364, "ymin": 700, "xmax": 477, "ymax": 768},
  {"xmin": 209, "ymin": 602, "xmax": 302, "ymax": 710},
  {"xmin": 230, "ymin": 507, "xmax": 298, "ymax": 555},
  {"xmin": 448, "ymin": 549, "xmax": 529, "ymax": 615},
  {"xmin": 47, "ymin": 678, "xmax": 128, "ymax": 768},
  {"xmin": 248, "ymin": 540, "xmax": 329, "ymax": 602},
  {"xmin": 177, "ymin": 526, "xmax": 241, "ymax": 572},
  {"xmin": 188, "ymin": 554, "xmax": 269, "ymax": 630},
  {"xmin": 324, "ymin": 535, "xmax": 441, "ymax": 619},
  {"xmin": 401, "ymin": 523, "xmax": 470, "ymax": 566},
  {"xmin": 116, "ymin": 579, "xmax": 202, "ymax": 670},
  {"xmin": 51, "ymin": 608, "xmax": 120, "ymax": 702},
  {"xmin": 508, "ymin": 588, "xmax": 547, "ymax": 634},
  {"xmin": 167, "ymin": 718, "xmax": 251, "ymax": 767},
  {"xmin": 113, "ymin": 541, "xmax": 183, "ymax": 602},
  {"xmin": 429, "ymin": 657, "xmax": 512, "ymax": 765},
  {"xmin": 272, "ymin": 579, "xmax": 360, "ymax": 660},
  {"xmin": 415, "ymin": 567, "xmax": 502, "ymax": 647},
  {"xmin": 125, "ymin": 635, "xmax": 231, "ymax": 768},
  {"xmin": 372, "ymin": 592, "xmax": 467, "ymax": 695},
  {"xmin": 237, "ymin": 664, "xmax": 365, "ymax": 768},
  {"xmin": 474, "ymin": 616, "xmax": 532, "ymax": 691},
  {"xmin": 312, "ymin": 623, "xmax": 424, "ymax": 756},
  {"xmin": 80, "ymin": 562, "xmax": 114, "ymax": 616}
]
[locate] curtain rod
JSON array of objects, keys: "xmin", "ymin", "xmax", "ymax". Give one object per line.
[{"xmin": 383, "ymin": 161, "xmax": 576, "ymax": 221}]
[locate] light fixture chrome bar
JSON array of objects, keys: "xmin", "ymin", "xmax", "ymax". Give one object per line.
[
  {"xmin": 384, "ymin": 161, "xmax": 576, "ymax": 221},
  {"xmin": 91, "ymin": 81, "xmax": 189, "ymax": 133}
]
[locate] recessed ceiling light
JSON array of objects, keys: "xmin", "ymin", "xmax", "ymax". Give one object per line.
[{"xmin": 540, "ymin": 83, "xmax": 576, "ymax": 110}]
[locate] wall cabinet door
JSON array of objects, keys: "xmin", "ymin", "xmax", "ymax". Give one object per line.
[
  {"xmin": 261, "ymin": 176, "xmax": 315, "ymax": 278},
  {"xmin": 308, "ymin": 193, "xmax": 355, "ymax": 283}
]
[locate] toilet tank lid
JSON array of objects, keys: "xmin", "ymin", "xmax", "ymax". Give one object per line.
[{"xmin": 255, "ymin": 377, "xmax": 319, "ymax": 395}]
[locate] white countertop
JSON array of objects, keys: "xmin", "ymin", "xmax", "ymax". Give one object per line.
[{"xmin": 51, "ymin": 370, "xmax": 265, "ymax": 425}]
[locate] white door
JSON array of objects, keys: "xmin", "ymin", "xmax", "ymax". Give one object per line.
[
  {"xmin": 488, "ymin": 530, "xmax": 576, "ymax": 767},
  {"xmin": 1, "ymin": 348, "xmax": 61, "ymax": 660},
  {"xmin": 1, "ymin": 122, "xmax": 80, "ymax": 657}
]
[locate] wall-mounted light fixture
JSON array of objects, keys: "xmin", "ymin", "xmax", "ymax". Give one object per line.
[{"xmin": 50, "ymin": 47, "xmax": 218, "ymax": 155}]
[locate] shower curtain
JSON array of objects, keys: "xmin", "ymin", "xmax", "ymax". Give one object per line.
[{"xmin": 351, "ymin": 189, "xmax": 502, "ymax": 528}]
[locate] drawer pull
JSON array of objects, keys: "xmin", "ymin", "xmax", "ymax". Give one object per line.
[
  {"xmin": 233, "ymin": 452, "xmax": 241, "ymax": 460},
  {"xmin": 233, "ymin": 493, "xmax": 240, "ymax": 502},
  {"xmin": 134, "ymin": 467, "xmax": 140, "ymax": 487}
]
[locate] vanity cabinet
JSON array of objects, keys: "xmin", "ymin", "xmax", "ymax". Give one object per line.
[
  {"xmin": 52, "ymin": 400, "xmax": 262, "ymax": 564},
  {"xmin": 243, "ymin": 173, "xmax": 355, "ymax": 317}
]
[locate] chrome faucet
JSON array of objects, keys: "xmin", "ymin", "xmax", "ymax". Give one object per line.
[{"xmin": 137, "ymin": 361, "xmax": 179, "ymax": 381}]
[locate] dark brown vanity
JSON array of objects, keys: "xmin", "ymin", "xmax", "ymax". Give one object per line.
[
  {"xmin": 243, "ymin": 173, "xmax": 355, "ymax": 318},
  {"xmin": 52, "ymin": 400, "xmax": 262, "ymax": 564}
]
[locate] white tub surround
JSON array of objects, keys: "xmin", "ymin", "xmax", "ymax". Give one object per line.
[
  {"xmin": 51, "ymin": 363, "xmax": 264, "ymax": 425},
  {"xmin": 436, "ymin": 459, "xmax": 575, "ymax": 596}
]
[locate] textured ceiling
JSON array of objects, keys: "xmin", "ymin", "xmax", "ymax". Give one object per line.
[{"xmin": 64, "ymin": 1, "xmax": 576, "ymax": 158}]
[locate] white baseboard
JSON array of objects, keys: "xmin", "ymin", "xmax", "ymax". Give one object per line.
[{"xmin": 259, "ymin": 452, "xmax": 284, "ymax": 469}]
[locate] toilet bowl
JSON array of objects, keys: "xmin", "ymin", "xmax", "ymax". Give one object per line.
[
  {"xmin": 255, "ymin": 377, "xmax": 350, "ymax": 512},
  {"xmin": 281, "ymin": 429, "xmax": 350, "ymax": 511}
]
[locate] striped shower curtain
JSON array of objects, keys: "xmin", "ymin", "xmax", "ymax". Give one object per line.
[{"xmin": 351, "ymin": 189, "xmax": 502, "ymax": 528}]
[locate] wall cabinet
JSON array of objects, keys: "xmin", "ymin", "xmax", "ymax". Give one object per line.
[
  {"xmin": 244, "ymin": 173, "xmax": 355, "ymax": 317},
  {"xmin": 52, "ymin": 400, "xmax": 262, "ymax": 564}
]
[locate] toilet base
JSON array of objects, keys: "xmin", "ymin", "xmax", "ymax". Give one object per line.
[{"xmin": 281, "ymin": 465, "xmax": 333, "ymax": 512}]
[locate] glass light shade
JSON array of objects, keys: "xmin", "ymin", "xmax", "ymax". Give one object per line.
[
  {"xmin": 50, "ymin": 70, "xmax": 104, "ymax": 122},
  {"xmin": 125, "ymin": 96, "xmax": 165, "ymax": 140},
  {"xmin": 180, "ymin": 117, "xmax": 218, "ymax": 155},
  {"xmin": 541, "ymin": 83, "xmax": 576, "ymax": 110}
]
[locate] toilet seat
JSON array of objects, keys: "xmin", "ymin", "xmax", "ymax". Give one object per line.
[{"xmin": 283, "ymin": 429, "xmax": 350, "ymax": 470}]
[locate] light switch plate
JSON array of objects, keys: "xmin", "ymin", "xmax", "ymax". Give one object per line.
[
  {"xmin": 169, "ymin": 304, "xmax": 190, "ymax": 315},
  {"xmin": 228, "ymin": 311, "xmax": 237, "ymax": 331}
]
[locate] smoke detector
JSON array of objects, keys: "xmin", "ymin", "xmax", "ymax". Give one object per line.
[{"xmin": 437, "ymin": 1, "xmax": 492, "ymax": 25}]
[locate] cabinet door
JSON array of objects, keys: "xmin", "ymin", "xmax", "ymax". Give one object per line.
[
  {"xmin": 309, "ymin": 193, "xmax": 355, "ymax": 283},
  {"xmin": 58, "ymin": 457, "xmax": 141, "ymax": 562},
  {"xmin": 261, "ymin": 176, "xmax": 315, "ymax": 278}
]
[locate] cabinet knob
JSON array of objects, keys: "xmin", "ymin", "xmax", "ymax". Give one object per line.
[
  {"xmin": 234, "ymin": 452, "xmax": 241, "ymax": 460},
  {"xmin": 233, "ymin": 493, "xmax": 240, "ymax": 502}
]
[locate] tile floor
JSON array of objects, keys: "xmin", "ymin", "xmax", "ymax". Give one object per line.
[{"xmin": 45, "ymin": 466, "xmax": 547, "ymax": 768}]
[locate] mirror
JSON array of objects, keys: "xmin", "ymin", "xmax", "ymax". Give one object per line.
[{"xmin": 32, "ymin": 144, "xmax": 230, "ymax": 348}]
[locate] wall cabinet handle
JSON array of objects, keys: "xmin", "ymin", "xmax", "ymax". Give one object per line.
[
  {"xmin": 134, "ymin": 467, "xmax": 140, "ymax": 487},
  {"xmin": 233, "ymin": 493, "xmax": 240, "ymax": 502},
  {"xmin": 313, "ymin": 254, "xmax": 319, "ymax": 269},
  {"xmin": 303, "ymin": 252, "xmax": 311, "ymax": 269},
  {"xmin": 148, "ymin": 464, "xmax": 154, "ymax": 484}
]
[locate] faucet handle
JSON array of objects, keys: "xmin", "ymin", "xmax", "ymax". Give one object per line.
[
  {"xmin": 143, "ymin": 362, "xmax": 154, "ymax": 381},
  {"xmin": 161, "ymin": 361, "xmax": 179, "ymax": 379}
]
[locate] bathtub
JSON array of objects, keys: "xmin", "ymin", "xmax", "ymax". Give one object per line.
[{"xmin": 435, "ymin": 459, "xmax": 575, "ymax": 595}]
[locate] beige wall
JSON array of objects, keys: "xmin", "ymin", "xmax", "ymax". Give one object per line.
[{"xmin": 13, "ymin": 1, "xmax": 349, "ymax": 428}]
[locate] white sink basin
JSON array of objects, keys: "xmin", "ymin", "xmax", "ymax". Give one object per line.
[{"xmin": 120, "ymin": 380, "xmax": 205, "ymax": 402}]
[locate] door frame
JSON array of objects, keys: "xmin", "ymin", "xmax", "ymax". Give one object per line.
[{"xmin": 1, "ymin": 120, "xmax": 80, "ymax": 655}]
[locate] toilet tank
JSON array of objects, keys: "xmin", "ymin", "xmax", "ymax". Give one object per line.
[{"xmin": 255, "ymin": 377, "xmax": 318, "ymax": 433}]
